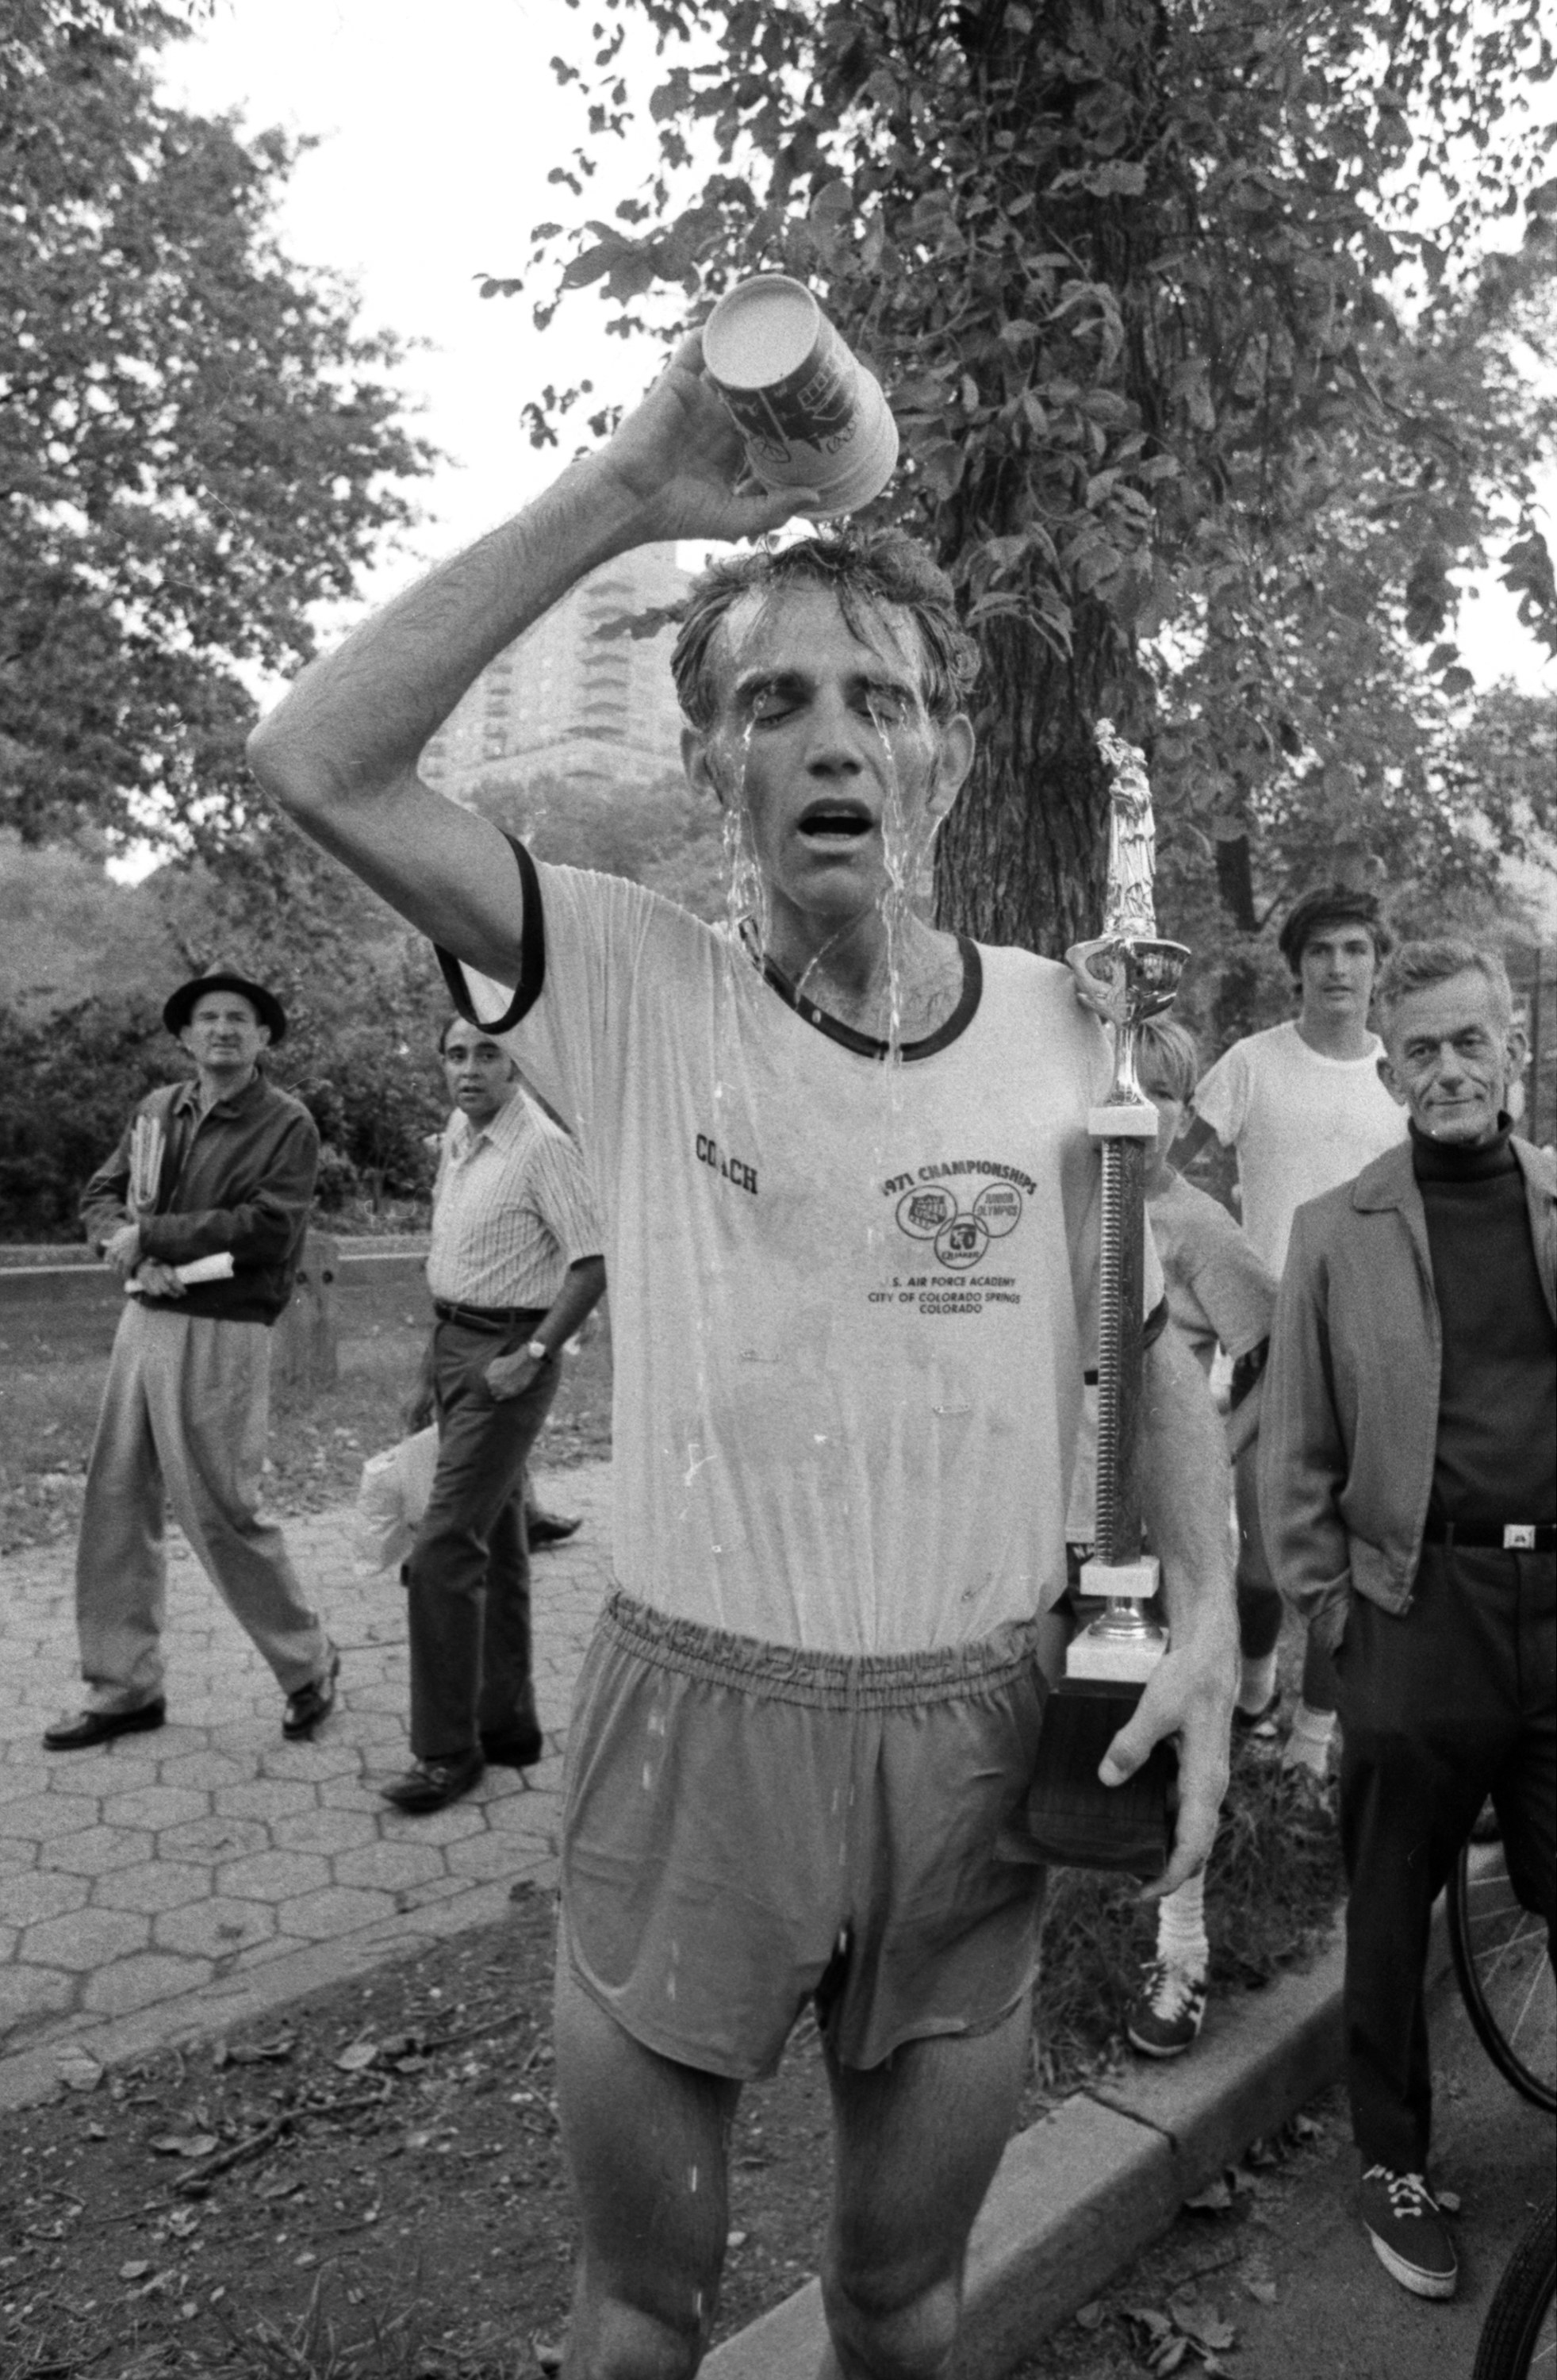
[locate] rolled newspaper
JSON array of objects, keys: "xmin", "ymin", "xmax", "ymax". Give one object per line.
[{"xmin": 126, "ymin": 1252, "xmax": 236, "ymax": 1296}]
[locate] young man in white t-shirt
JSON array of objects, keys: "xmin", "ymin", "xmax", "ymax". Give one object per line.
[
  {"xmin": 249, "ymin": 336, "xmax": 1237, "ymax": 2380},
  {"xmin": 1185, "ymin": 886, "xmax": 1407, "ymax": 1779}
]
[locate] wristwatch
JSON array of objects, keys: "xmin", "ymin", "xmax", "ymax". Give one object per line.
[{"xmin": 524, "ymin": 1338, "xmax": 553, "ymax": 1365}]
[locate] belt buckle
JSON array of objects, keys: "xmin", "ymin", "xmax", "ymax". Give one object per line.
[{"xmin": 1503, "ymin": 1524, "xmax": 1536, "ymax": 1550}]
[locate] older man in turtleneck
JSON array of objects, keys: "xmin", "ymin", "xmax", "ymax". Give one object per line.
[{"xmin": 1262, "ymin": 936, "xmax": 1555, "ymax": 2306}]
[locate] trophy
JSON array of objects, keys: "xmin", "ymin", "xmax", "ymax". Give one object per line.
[{"xmin": 1022, "ymin": 722, "xmax": 1189, "ymax": 1875}]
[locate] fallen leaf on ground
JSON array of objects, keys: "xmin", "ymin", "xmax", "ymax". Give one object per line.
[
  {"xmin": 149, "ymin": 2133, "xmax": 219, "ymax": 2159},
  {"xmin": 335, "ymin": 2038, "xmax": 380, "ymax": 2073}
]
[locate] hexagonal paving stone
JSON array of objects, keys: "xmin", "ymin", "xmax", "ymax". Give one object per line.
[
  {"xmin": 37, "ymin": 1767, "xmax": 112, "ymax": 1802},
  {"xmin": 343, "ymin": 1710, "xmax": 412, "ymax": 1747},
  {"xmin": 206, "ymin": 1718, "xmax": 276, "ymax": 1756},
  {"xmin": 318, "ymin": 1775, "xmax": 389, "ymax": 1814},
  {"xmin": 0, "ymin": 1965, "xmax": 75, "ymax": 2031},
  {"xmin": 91, "ymin": 1860, "xmax": 212, "ymax": 1917},
  {"xmin": 332, "ymin": 1837, "xmax": 447, "ymax": 1894},
  {"xmin": 109, "ymin": 1785, "xmax": 212, "ymax": 1832},
  {"xmin": 156, "ymin": 1750, "xmax": 251, "ymax": 1792},
  {"xmin": 82, "ymin": 1952, "xmax": 213, "ymax": 2017},
  {"xmin": 444, "ymin": 1831, "xmax": 537, "ymax": 1885},
  {"xmin": 376, "ymin": 1800, "xmax": 486, "ymax": 1848},
  {"xmin": 0, "ymin": 1868, "xmax": 92, "ymax": 1927},
  {"xmin": 258, "ymin": 1740, "xmax": 363, "ymax": 1783},
  {"xmin": 347, "ymin": 1680, "xmax": 416, "ymax": 1716},
  {"xmin": 213, "ymin": 1779, "xmax": 320, "ymax": 1822},
  {"xmin": 275, "ymin": 1884, "xmax": 395, "ymax": 1940},
  {"xmin": 40, "ymin": 1825, "xmax": 155, "ymax": 1876},
  {"xmin": 0, "ymin": 1791, "xmax": 101, "ymax": 1841},
  {"xmin": 270, "ymin": 1806, "xmax": 379, "ymax": 1856},
  {"xmin": 162, "ymin": 1815, "xmax": 270, "ymax": 1865},
  {"xmin": 154, "ymin": 1895, "xmax": 276, "ymax": 1959},
  {"xmin": 217, "ymin": 1848, "xmax": 332, "ymax": 1902},
  {"xmin": 21, "ymin": 1905, "xmax": 150, "ymax": 1971}
]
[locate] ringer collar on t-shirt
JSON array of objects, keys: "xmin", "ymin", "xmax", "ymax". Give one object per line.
[{"xmin": 755, "ymin": 934, "xmax": 984, "ymax": 1062}]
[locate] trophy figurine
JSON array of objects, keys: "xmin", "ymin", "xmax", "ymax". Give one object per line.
[{"xmin": 1022, "ymin": 721, "xmax": 1189, "ymax": 1875}]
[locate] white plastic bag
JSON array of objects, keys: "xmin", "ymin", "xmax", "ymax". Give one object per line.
[{"xmin": 352, "ymin": 1425, "xmax": 439, "ymax": 1575}]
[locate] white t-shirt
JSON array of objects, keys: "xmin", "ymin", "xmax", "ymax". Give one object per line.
[
  {"xmin": 1193, "ymin": 1020, "xmax": 1407, "ymax": 1274},
  {"xmin": 451, "ymin": 856, "xmax": 1160, "ymax": 1656}
]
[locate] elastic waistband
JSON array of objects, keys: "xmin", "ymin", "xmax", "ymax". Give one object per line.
[
  {"xmin": 432, "ymin": 1299, "xmax": 545, "ymax": 1331},
  {"xmin": 1422, "ymin": 1518, "xmax": 1556, "ymax": 1553},
  {"xmin": 597, "ymin": 1589, "xmax": 1045, "ymax": 1711}
]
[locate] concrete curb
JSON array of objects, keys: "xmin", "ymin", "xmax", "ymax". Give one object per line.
[{"xmin": 707, "ymin": 1910, "xmax": 1455, "ymax": 2378}]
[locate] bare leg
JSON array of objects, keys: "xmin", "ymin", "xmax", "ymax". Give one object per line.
[
  {"xmin": 818, "ymin": 1997, "xmax": 1030, "ymax": 2378},
  {"xmin": 554, "ymin": 1952, "xmax": 741, "ymax": 2379}
]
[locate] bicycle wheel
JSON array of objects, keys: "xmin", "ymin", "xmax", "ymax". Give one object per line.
[
  {"xmin": 1473, "ymin": 2194, "xmax": 1556, "ymax": 2380},
  {"xmin": 1449, "ymin": 1841, "xmax": 1557, "ymax": 2114}
]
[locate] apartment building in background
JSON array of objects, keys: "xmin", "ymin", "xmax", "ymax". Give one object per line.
[{"xmin": 419, "ymin": 541, "xmax": 689, "ymax": 810}]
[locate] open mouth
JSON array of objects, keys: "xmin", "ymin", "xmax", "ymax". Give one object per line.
[{"xmin": 798, "ymin": 800, "xmax": 874, "ymax": 842}]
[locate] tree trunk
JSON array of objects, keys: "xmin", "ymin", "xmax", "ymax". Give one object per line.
[{"xmin": 934, "ymin": 605, "xmax": 1149, "ymax": 956}]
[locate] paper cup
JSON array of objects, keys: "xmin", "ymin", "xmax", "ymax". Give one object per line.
[{"xmin": 703, "ymin": 275, "xmax": 899, "ymax": 518}]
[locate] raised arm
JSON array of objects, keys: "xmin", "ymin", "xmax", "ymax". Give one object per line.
[{"xmin": 246, "ymin": 336, "xmax": 804, "ymax": 984}]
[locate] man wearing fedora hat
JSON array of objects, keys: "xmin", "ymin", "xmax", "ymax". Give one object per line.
[{"xmin": 44, "ymin": 969, "xmax": 339, "ymax": 1752}]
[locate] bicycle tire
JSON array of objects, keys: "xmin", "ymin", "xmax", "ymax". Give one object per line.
[
  {"xmin": 1449, "ymin": 1842, "xmax": 1557, "ymax": 2115},
  {"xmin": 1473, "ymin": 2194, "xmax": 1556, "ymax": 2380}
]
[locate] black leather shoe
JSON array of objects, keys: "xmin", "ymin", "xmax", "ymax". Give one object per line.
[
  {"xmin": 282, "ymin": 1648, "xmax": 339, "ymax": 1741},
  {"xmin": 481, "ymin": 1719, "xmax": 545, "ymax": 1769},
  {"xmin": 526, "ymin": 1507, "xmax": 581, "ymax": 1549},
  {"xmin": 44, "ymin": 1699, "xmax": 166, "ymax": 1752},
  {"xmin": 380, "ymin": 1750, "xmax": 485, "ymax": 1814}
]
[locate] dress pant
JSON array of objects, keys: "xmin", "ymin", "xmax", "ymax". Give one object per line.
[
  {"xmin": 1333, "ymin": 1540, "xmax": 1555, "ymax": 2173},
  {"xmin": 75, "ymin": 1303, "xmax": 327, "ymax": 1709},
  {"xmin": 405, "ymin": 1310, "xmax": 561, "ymax": 1760}
]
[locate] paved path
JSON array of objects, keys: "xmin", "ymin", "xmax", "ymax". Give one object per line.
[{"xmin": 0, "ymin": 1464, "xmax": 613, "ymax": 2107}]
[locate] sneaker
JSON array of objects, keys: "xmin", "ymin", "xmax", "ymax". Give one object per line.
[
  {"xmin": 282, "ymin": 1648, "xmax": 339, "ymax": 1741},
  {"xmin": 1359, "ymin": 2167, "xmax": 1457, "ymax": 2298},
  {"xmin": 380, "ymin": 1750, "xmax": 485, "ymax": 1814},
  {"xmin": 1232, "ymin": 1689, "xmax": 1282, "ymax": 1748},
  {"xmin": 1126, "ymin": 1957, "xmax": 1208, "ymax": 2058}
]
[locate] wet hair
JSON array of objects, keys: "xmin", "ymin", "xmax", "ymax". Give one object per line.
[
  {"xmin": 1275, "ymin": 884, "xmax": 1393, "ymax": 977},
  {"xmin": 670, "ymin": 528, "xmax": 980, "ymax": 731},
  {"xmin": 1136, "ymin": 1015, "xmax": 1200, "ymax": 1104},
  {"xmin": 1375, "ymin": 939, "xmax": 1514, "ymax": 1038}
]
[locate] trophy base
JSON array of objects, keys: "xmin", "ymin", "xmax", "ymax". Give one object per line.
[
  {"xmin": 1069, "ymin": 1558, "xmax": 1166, "ymax": 1683},
  {"xmin": 1021, "ymin": 1678, "xmax": 1175, "ymax": 1880},
  {"xmin": 1088, "ymin": 1101, "xmax": 1157, "ymax": 1139}
]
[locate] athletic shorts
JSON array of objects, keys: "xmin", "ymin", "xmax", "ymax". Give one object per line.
[{"xmin": 560, "ymin": 1589, "xmax": 1050, "ymax": 2079}]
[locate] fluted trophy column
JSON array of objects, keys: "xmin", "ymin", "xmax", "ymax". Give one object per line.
[{"xmin": 1022, "ymin": 721, "xmax": 1188, "ymax": 1876}]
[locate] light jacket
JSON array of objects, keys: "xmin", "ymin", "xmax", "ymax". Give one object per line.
[
  {"xmin": 80, "ymin": 1070, "xmax": 319, "ymax": 1326},
  {"xmin": 1260, "ymin": 1134, "xmax": 1557, "ymax": 1648}
]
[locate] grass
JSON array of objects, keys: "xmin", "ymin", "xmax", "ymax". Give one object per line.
[
  {"xmin": 0, "ymin": 1260, "xmax": 613, "ymax": 1556},
  {"xmin": 1026, "ymin": 1741, "xmax": 1344, "ymax": 2107}
]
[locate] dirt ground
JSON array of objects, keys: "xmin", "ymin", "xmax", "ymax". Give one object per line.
[
  {"xmin": 0, "ymin": 1882, "xmax": 835, "ymax": 2380},
  {"xmin": 0, "ymin": 1748, "xmax": 1342, "ymax": 2380}
]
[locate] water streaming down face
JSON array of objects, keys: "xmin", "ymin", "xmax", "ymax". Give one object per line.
[{"xmin": 720, "ymin": 722, "xmax": 769, "ymax": 963}]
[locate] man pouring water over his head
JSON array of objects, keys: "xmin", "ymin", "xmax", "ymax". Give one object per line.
[{"xmin": 249, "ymin": 302, "xmax": 1236, "ymax": 2380}]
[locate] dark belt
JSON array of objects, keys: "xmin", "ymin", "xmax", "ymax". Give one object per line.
[
  {"xmin": 1422, "ymin": 1518, "xmax": 1556, "ymax": 1552},
  {"xmin": 431, "ymin": 1299, "xmax": 544, "ymax": 1332}
]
